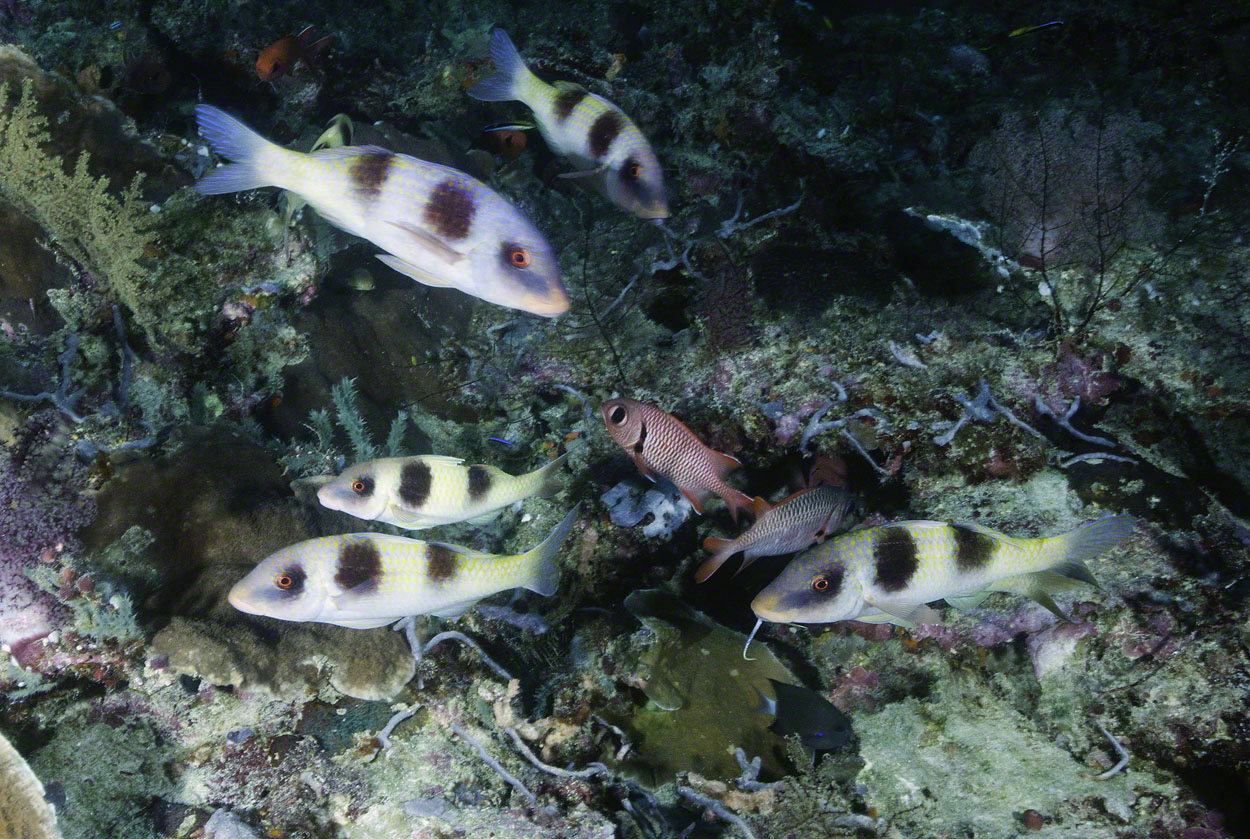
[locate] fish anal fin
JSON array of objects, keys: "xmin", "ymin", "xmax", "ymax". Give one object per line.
[
  {"xmin": 376, "ymin": 254, "xmax": 456, "ymax": 288},
  {"xmin": 1050, "ymin": 559, "xmax": 1100, "ymax": 589},
  {"xmin": 631, "ymin": 451, "xmax": 657, "ymax": 482},
  {"xmin": 678, "ymin": 485, "xmax": 706, "ymax": 514},
  {"xmin": 945, "ymin": 591, "xmax": 992, "ymax": 613}
]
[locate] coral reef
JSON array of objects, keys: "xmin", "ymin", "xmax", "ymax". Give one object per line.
[{"xmin": 1, "ymin": 1, "xmax": 1249, "ymax": 838}]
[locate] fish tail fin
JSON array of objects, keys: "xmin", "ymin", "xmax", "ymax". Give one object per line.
[
  {"xmin": 722, "ymin": 489, "xmax": 755, "ymax": 524},
  {"xmin": 468, "ymin": 28, "xmax": 532, "ymax": 102},
  {"xmin": 695, "ymin": 537, "xmax": 737, "ymax": 583},
  {"xmin": 530, "ymin": 451, "xmax": 568, "ymax": 498},
  {"xmin": 1042, "ymin": 514, "xmax": 1134, "ymax": 585},
  {"xmin": 194, "ymin": 105, "xmax": 286, "ymax": 194},
  {"xmin": 520, "ymin": 504, "xmax": 581, "ymax": 596}
]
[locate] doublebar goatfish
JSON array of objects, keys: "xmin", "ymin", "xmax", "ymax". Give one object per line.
[
  {"xmin": 468, "ymin": 29, "xmax": 668, "ymax": 219},
  {"xmin": 752, "ymin": 515, "xmax": 1134, "ymax": 628},
  {"xmin": 228, "ymin": 506, "xmax": 581, "ymax": 627},
  {"xmin": 318, "ymin": 453, "xmax": 567, "ymax": 529},
  {"xmin": 194, "ymin": 105, "xmax": 569, "ymax": 316}
]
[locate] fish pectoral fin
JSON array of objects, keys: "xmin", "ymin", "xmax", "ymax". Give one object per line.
[
  {"xmin": 383, "ymin": 221, "xmax": 467, "ymax": 264},
  {"xmin": 558, "ymin": 165, "xmax": 607, "ymax": 180},
  {"xmin": 945, "ymin": 591, "xmax": 992, "ymax": 612},
  {"xmin": 631, "ymin": 452, "xmax": 657, "ymax": 482},
  {"xmin": 375, "ymin": 254, "xmax": 457, "ymax": 287},
  {"xmin": 861, "ymin": 596, "xmax": 942, "ymax": 629}
]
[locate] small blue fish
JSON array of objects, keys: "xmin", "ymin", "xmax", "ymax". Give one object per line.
[{"xmin": 488, "ymin": 437, "xmax": 515, "ymax": 446}]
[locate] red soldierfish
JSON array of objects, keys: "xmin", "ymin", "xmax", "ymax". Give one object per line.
[
  {"xmin": 256, "ymin": 26, "xmax": 333, "ymax": 82},
  {"xmin": 600, "ymin": 397, "xmax": 752, "ymax": 522},
  {"xmin": 697, "ymin": 485, "xmax": 854, "ymax": 582}
]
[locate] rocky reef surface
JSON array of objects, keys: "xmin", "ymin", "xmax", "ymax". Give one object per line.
[{"xmin": 1, "ymin": 1, "xmax": 1249, "ymax": 837}]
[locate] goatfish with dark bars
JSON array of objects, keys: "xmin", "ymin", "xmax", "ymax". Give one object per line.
[
  {"xmin": 227, "ymin": 505, "xmax": 581, "ymax": 627},
  {"xmin": 697, "ymin": 485, "xmax": 855, "ymax": 583},
  {"xmin": 318, "ymin": 452, "xmax": 567, "ymax": 530},
  {"xmin": 750, "ymin": 515, "xmax": 1134, "ymax": 633},
  {"xmin": 193, "ymin": 105, "xmax": 569, "ymax": 316},
  {"xmin": 468, "ymin": 29, "xmax": 668, "ymax": 219}
]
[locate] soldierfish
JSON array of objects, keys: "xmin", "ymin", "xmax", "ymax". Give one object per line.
[
  {"xmin": 697, "ymin": 485, "xmax": 854, "ymax": 583},
  {"xmin": 600, "ymin": 397, "xmax": 752, "ymax": 522},
  {"xmin": 227, "ymin": 506, "xmax": 581, "ymax": 628},
  {"xmin": 194, "ymin": 105, "xmax": 569, "ymax": 316},
  {"xmin": 468, "ymin": 29, "xmax": 668, "ymax": 219},
  {"xmin": 318, "ymin": 453, "xmax": 567, "ymax": 530},
  {"xmin": 256, "ymin": 26, "xmax": 333, "ymax": 82},
  {"xmin": 752, "ymin": 515, "xmax": 1134, "ymax": 628}
]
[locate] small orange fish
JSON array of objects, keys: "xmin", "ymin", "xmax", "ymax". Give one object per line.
[
  {"xmin": 601, "ymin": 397, "xmax": 752, "ymax": 522},
  {"xmin": 480, "ymin": 123, "xmax": 529, "ymax": 162},
  {"xmin": 256, "ymin": 26, "xmax": 332, "ymax": 82}
]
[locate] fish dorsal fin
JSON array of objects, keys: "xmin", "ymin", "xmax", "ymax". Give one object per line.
[
  {"xmin": 383, "ymin": 221, "xmax": 467, "ymax": 265},
  {"xmin": 309, "ymin": 144, "xmax": 394, "ymax": 160},
  {"xmin": 774, "ymin": 487, "xmax": 818, "ymax": 506},
  {"xmin": 554, "ymin": 80, "xmax": 587, "ymax": 93},
  {"xmin": 751, "ymin": 496, "xmax": 773, "ymax": 517},
  {"xmin": 417, "ymin": 454, "xmax": 466, "ymax": 466},
  {"xmin": 954, "ymin": 520, "xmax": 1024, "ymax": 549}
]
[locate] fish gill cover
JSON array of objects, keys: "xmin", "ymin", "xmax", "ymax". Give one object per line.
[{"xmin": 0, "ymin": 2, "xmax": 1248, "ymax": 839}]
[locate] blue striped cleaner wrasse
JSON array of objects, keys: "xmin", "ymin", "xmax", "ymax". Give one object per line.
[
  {"xmin": 193, "ymin": 105, "xmax": 569, "ymax": 316},
  {"xmin": 468, "ymin": 29, "xmax": 668, "ymax": 219},
  {"xmin": 317, "ymin": 452, "xmax": 566, "ymax": 530},
  {"xmin": 752, "ymin": 515, "xmax": 1134, "ymax": 629},
  {"xmin": 227, "ymin": 505, "xmax": 581, "ymax": 628}
]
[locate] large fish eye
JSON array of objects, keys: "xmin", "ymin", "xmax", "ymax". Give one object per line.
[
  {"xmin": 609, "ymin": 405, "xmax": 627, "ymax": 424},
  {"xmin": 509, "ymin": 246, "xmax": 531, "ymax": 268},
  {"xmin": 623, "ymin": 159, "xmax": 642, "ymax": 180},
  {"xmin": 275, "ymin": 573, "xmax": 294, "ymax": 589},
  {"xmin": 351, "ymin": 479, "xmax": 367, "ymax": 494},
  {"xmin": 812, "ymin": 575, "xmax": 831, "ymax": 592}
]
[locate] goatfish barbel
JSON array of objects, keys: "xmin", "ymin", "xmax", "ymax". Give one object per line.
[
  {"xmin": 227, "ymin": 505, "xmax": 581, "ymax": 627},
  {"xmin": 697, "ymin": 485, "xmax": 855, "ymax": 583},
  {"xmin": 193, "ymin": 105, "xmax": 569, "ymax": 316},
  {"xmin": 318, "ymin": 452, "xmax": 567, "ymax": 529},
  {"xmin": 751, "ymin": 515, "xmax": 1134, "ymax": 629},
  {"xmin": 601, "ymin": 397, "xmax": 753, "ymax": 522},
  {"xmin": 468, "ymin": 29, "xmax": 668, "ymax": 219}
]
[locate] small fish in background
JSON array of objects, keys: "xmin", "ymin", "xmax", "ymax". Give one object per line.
[
  {"xmin": 478, "ymin": 122, "xmax": 531, "ymax": 163},
  {"xmin": 228, "ymin": 505, "xmax": 581, "ymax": 627},
  {"xmin": 757, "ymin": 679, "xmax": 853, "ymax": 752},
  {"xmin": 193, "ymin": 105, "xmax": 569, "ymax": 316},
  {"xmin": 318, "ymin": 452, "xmax": 567, "ymax": 529},
  {"xmin": 468, "ymin": 29, "xmax": 668, "ymax": 219},
  {"xmin": 256, "ymin": 26, "xmax": 333, "ymax": 82},
  {"xmin": 752, "ymin": 515, "xmax": 1134, "ymax": 629},
  {"xmin": 600, "ymin": 397, "xmax": 752, "ymax": 522},
  {"xmin": 697, "ymin": 485, "xmax": 855, "ymax": 583}
]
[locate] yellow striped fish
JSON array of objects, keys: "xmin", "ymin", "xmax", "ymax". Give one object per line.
[
  {"xmin": 194, "ymin": 105, "xmax": 568, "ymax": 316},
  {"xmin": 751, "ymin": 515, "xmax": 1133, "ymax": 628},
  {"xmin": 468, "ymin": 29, "xmax": 668, "ymax": 219},
  {"xmin": 317, "ymin": 453, "xmax": 566, "ymax": 529},
  {"xmin": 227, "ymin": 506, "xmax": 580, "ymax": 627}
]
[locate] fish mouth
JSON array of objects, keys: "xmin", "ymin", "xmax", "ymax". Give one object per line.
[
  {"xmin": 520, "ymin": 290, "xmax": 571, "ymax": 317},
  {"xmin": 227, "ymin": 586, "xmax": 260, "ymax": 616},
  {"xmin": 750, "ymin": 593, "xmax": 789, "ymax": 624}
]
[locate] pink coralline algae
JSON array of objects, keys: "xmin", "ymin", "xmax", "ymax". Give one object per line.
[
  {"xmin": 0, "ymin": 444, "xmax": 95, "ymax": 663},
  {"xmin": 830, "ymin": 665, "xmax": 880, "ymax": 712}
]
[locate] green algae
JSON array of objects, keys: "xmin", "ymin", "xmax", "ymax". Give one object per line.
[{"xmin": 619, "ymin": 589, "xmax": 806, "ymax": 784}]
